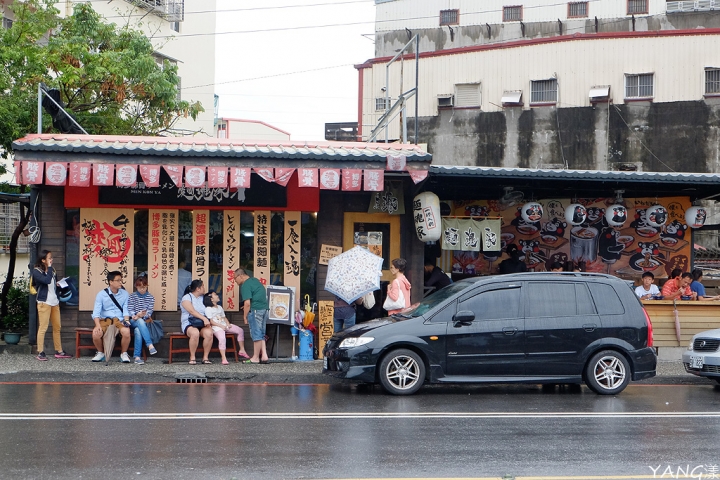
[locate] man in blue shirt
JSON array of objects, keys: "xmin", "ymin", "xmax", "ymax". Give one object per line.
[{"xmin": 91, "ymin": 271, "xmax": 131, "ymax": 362}]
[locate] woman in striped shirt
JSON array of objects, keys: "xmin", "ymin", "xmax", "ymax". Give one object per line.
[{"xmin": 128, "ymin": 276, "xmax": 158, "ymax": 364}]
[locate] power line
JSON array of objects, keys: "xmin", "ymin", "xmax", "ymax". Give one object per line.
[{"xmin": 185, "ymin": 64, "xmax": 355, "ymax": 90}]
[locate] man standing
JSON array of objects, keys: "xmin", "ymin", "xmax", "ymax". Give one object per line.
[
  {"xmin": 233, "ymin": 268, "xmax": 269, "ymax": 364},
  {"xmin": 90, "ymin": 271, "xmax": 131, "ymax": 362}
]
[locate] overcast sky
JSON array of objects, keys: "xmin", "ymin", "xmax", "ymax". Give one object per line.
[{"xmin": 211, "ymin": 0, "xmax": 376, "ymax": 142}]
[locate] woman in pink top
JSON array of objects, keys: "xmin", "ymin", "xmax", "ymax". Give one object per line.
[{"xmin": 387, "ymin": 258, "xmax": 411, "ymax": 315}]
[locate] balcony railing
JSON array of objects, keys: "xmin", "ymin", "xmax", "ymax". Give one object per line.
[
  {"xmin": 131, "ymin": 0, "xmax": 184, "ymax": 22},
  {"xmin": 666, "ymin": 0, "xmax": 717, "ymax": 12}
]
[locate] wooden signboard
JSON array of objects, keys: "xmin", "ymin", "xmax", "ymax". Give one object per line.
[
  {"xmin": 223, "ymin": 210, "xmax": 241, "ymax": 311},
  {"xmin": 254, "ymin": 210, "xmax": 271, "ymax": 285},
  {"xmin": 79, "ymin": 208, "xmax": 134, "ymax": 311},
  {"xmin": 317, "ymin": 300, "xmax": 334, "ymax": 359},
  {"xmin": 148, "ymin": 209, "xmax": 178, "ymax": 312},
  {"xmin": 283, "ymin": 211, "xmax": 302, "ymax": 311},
  {"xmin": 319, "ymin": 244, "xmax": 342, "ymax": 265}
]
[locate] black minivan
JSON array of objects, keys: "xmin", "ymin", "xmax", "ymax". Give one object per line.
[{"xmin": 323, "ymin": 272, "xmax": 656, "ymax": 395}]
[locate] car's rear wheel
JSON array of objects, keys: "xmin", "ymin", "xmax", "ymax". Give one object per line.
[
  {"xmin": 585, "ymin": 350, "xmax": 630, "ymax": 395},
  {"xmin": 378, "ymin": 349, "xmax": 425, "ymax": 395}
]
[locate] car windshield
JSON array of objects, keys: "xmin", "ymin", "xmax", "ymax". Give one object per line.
[{"xmin": 399, "ymin": 281, "xmax": 473, "ymax": 318}]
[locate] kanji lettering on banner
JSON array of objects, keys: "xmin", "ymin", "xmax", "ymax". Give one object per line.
[
  {"xmin": 298, "ymin": 168, "xmax": 318, "ymax": 188},
  {"xmin": 363, "ymin": 170, "xmax": 384, "ymax": 192},
  {"xmin": 342, "ymin": 169, "xmax": 362, "ymax": 191},
  {"xmin": 69, "ymin": 163, "xmax": 91, "ymax": 187},
  {"xmin": 93, "ymin": 164, "xmax": 114, "ymax": 186},
  {"xmin": 115, "ymin": 165, "xmax": 137, "ymax": 187},
  {"xmin": 185, "ymin": 166, "xmax": 205, "ymax": 188},
  {"xmin": 45, "ymin": 163, "xmax": 67, "ymax": 186},
  {"xmin": 208, "ymin": 167, "xmax": 228, "ymax": 188},
  {"xmin": 139, "ymin": 165, "xmax": 161, "ymax": 187},
  {"xmin": 163, "ymin": 165, "xmax": 184, "ymax": 187},
  {"xmin": 254, "ymin": 168, "xmax": 274, "ymax": 183},
  {"xmin": 22, "ymin": 162, "xmax": 43, "ymax": 184},
  {"xmin": 319, "ymin": 169, "xmax": 340, "ymax": 190},
  {"xmin": 230, "ymin": 167, "xmax": 250, "ymax": 188},
  {"xmin": 386, "ymin": 154, "xmax": 407, "ymax": 171},
  {"xmin": 274, "ymin": 168, "xmax": 295, "ymax": 187}
]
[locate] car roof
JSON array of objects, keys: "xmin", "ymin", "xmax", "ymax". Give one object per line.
[{"xmin": 466, "ymin": 272, "xmax": 624, "ymax": 286}]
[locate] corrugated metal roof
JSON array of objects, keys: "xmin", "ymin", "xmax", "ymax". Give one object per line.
[
  {"xmin": 12, "ymin": 134, "xmax": 432, "ymax": 162},
  {"xmin": 430, "ymin": 165, "xmax": 720, "ymax": 184}
]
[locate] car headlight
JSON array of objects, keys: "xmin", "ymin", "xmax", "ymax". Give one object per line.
[
  {"xmin": 687, "ymin": 340, "xmax": 694, "ymax": 351},
  {"xmin": 339, "ymin": 337, "xmax": 374, "ymax": 348}
]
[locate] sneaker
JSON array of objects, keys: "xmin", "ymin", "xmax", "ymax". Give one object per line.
[
  {"xmin": 54, "ymin": 351, "xmax": 72, "ymax": 359},
  {"xmin": 134, "ymin": 357, "xmax": 145, "ymax": 365},
  {"xmin": 36, "ymin": 352, "xmax": 48, "ymax": 361},
  {"xmin": 120, "ymin": 352, "xmax": 131, "ymax": 363},
  {"xmin": 91, "ymin": 352, "xmax": 105, "ymax": 362},
  {"xmin": 148, "ymin": 346, "xmax": 157, "ymax": 355}
]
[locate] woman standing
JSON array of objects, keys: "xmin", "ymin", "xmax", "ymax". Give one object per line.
[
  {"xmin": 128, "ymin": 276, "xmax": 158, "ymax": 365},
  {"xmin": 386, "ymin": 258, "xmax": 411, "ymax": 315},
  {"xmin": 32, "ymin": 250, "xmax": 71, "ymax": 361}
]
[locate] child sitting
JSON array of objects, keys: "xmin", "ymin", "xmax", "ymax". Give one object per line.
[
  {"xmin": 203, "ymin": 290, "xmax": 250, "ymax": 364},
  {"xmin": 635, "ymin": 271, "xmax": 661, "ymax": 300}
]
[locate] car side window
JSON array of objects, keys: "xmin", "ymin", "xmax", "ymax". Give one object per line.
[
  {"xmin": 459, "ymin": 288, "xmax": 520, "ymax": 320},
  {"xmin": 576, "ymin": 283, "xmax": 597, "ymax": 315},
  {"xmin": 525, "ymin": 282, "xmax": 578, "ymax": 317},
  {"xmin": 588, "ymin": 283, "xmax": 625, "ymax": 315}
]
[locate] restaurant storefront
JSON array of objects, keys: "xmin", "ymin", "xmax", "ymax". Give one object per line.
[{"xmin": 12, "ymin": 134, "xmax": 432, "ymax": 354}]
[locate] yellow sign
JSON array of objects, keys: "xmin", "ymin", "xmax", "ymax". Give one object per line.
[
  {"xmin": 254, "ymin": 210, "xmax": 271, "ymax": 286},
  {"xmin": 319, "ymin": 244, "xmax": 342, "ymax": 265},
  {"xmin": 317, "ymin": 300, "xmax": 334, "ymax": 359},
  {"xmin": 284, "ymin": 212, "xmax": 302, "ymax": 311},
  {"xmin": 192, "ymin": 210, "xmax": 209, "ymax": 289}
]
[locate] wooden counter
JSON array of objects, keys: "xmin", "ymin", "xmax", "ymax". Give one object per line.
[{"xmin": 642, "ymin": 300, "xmax": 720, "ymax": 347}]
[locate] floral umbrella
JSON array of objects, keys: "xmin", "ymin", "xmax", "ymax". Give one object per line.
[{"xmin": 324, "ymin": 246, "xmax": 383, "ymax": 304}]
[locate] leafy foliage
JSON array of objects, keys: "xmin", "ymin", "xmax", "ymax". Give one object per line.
[
  {"xmin": 0, "ymin": 0, "xmax": 204, "ymax": 160},
  {"xmin": 1, "ymin": 275, "xmax": 29, "ymax": 332}
]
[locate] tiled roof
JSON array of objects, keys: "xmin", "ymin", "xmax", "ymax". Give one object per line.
[{"xmin": 12, "ymin": 134, "xmax": 432, "ymax": 162}]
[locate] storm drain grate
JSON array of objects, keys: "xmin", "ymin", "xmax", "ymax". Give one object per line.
[{"xmin": 175, "ymin": 373, "xmax": 208, "ymax": 384}]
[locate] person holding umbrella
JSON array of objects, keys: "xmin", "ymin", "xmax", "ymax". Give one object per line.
[
  {"xmin": 90, "ymin": 271, "xmax": 132, "ymax": 363},
  {"xmin": 234, "ymin": 268, "xmax": 269, "ymax": 364},
  {"xmin": 333, "ymin": 296, "xmax": 363, "ymax": 333}
]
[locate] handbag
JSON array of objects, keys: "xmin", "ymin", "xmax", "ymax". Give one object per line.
[
  {"xmin": 362, "ymin": 291, "xmax": 376, "ymax": 309},
  {"xmin": 146, "ymin": 319, "xmax": 164, "ymax": 345},
  {"xmin": 187, "ymin": 316, "xmax": 205, "ymax": 329},
  {"xmin": 383, "ymin": 287, "xmax": 405, "ymax": 311},
  {"xmin": 29, "ymin": 277, "xmax": 37, "ymax": 296}
]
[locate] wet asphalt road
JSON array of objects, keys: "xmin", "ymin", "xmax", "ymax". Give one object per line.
[{"xmin": 1, "ymin": 382, "xmax": 720, "ymax": 479}]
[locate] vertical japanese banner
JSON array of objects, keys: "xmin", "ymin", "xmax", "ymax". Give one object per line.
[
  {"xmin": 223, "ymin": 210, "xmax": 241, "ymax": 311},
  {"xmin": 79, "ymin": 208, "xmax": 134, "ymax": 311},
  {"xmin": 283, "ymin": 211, "xmax": 302, "ymax": 311},
  {"xmin": 148, "ymin": 210, "xmax": 178, "ymax": 312},
  {"xmin": 317, "ymin": 300, "xmax": 334, "ymax": 359},
  {"xmin": 254, "ymin": 210, "xmax": 271, "ymax": 285},
  {"xmin": 193, "ymin": 210, "xmax": 209, "ymax": 289}
]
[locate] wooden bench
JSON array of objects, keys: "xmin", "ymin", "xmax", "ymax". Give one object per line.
[
  {"xmin": 74, "ymin": 328, "xmax": 148, "ymax": 360},
  {"xmin": 167, "ymin": 331, "xmax": 239, "ymax": 364}
]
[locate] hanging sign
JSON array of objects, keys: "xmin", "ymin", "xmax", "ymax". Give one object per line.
[
  {"xmin": 275, "ymin": 168, "xmax": 295, "ymax": 187},
  {"xmin": 298, "ymin": 168, "xmax": 318, "ymax": 188},
  {"xmin": 139, "ymin": 165, "xmax": 161, "ymax": 187},
  {"xmin": 163, "ymin": 165, "xmax": 183, "ymax": 187},
  {"xmin": 363, "ymin": 170, "xmax": 384, "ymax": 192},
  {"xmin": 457, "ymin": 219, "xmax": 481, "ymax": 252},
  {"xmin": 368, "ymin": 181, "xmax": 405, "ymax": 215},
  {"xmin": 148, "ymin": 209, "xmax": 178, "ymax": 312},
  {"xmin": 185, "ymin": 166, "xmax": 206, "ymax": 188},
  {"xmin": 386, "ymin": 154, "xmax": 406, "ymax": 171},
  {"xmin": 284, "ymin": 211, "xmax": 302, "ymax": 311},
  {"xmin": 115, "ymin": 164, "xmax": 137, "ymax": 187},
  {"xmin": 223, "ymin": 210, "xmax": 241, "ymax": 311},
  {"xmin": 478, "ymin": 218, "xmax": 501, "ymax": 252},
  {"xmin": 208, "ymin": 167, "xmax": 228, "ymax": 188},
  {"xmin": 413, "ymin": 192, "xmax": 441, "ymax": 242},
  {"xmin": 319, "ymin": 244, "xmax": 342, "ymax": 265},
  {"xmin": 45, "ymin": 162, "xmax": 67, "ymax": 186},
  {"xmin": 69, "ymin": 163, "xmax": 91, "ymax": 187},
  {"xmin": 21, "ymin": 162, "xmax": 43, "ymax": 184},
  {"xmin": 13, "ymin": 161, "xmax": 21, "ymax": 185},
  {"xmin": 254, "ymin": 210, "xmax": 271, "ymax": 285},
  {"xmin": 255, "ymin": 168, "xmax": 275, "ymax": 183},
  {"xmin": 342, "ymin": 169, "xmax": 363, "ymax": 191},
  {"xmin": 319, "ymin": 169, "xmax": 340, "ymax": 190},
  {"xmin": 408, "ymin": 169, "xmax": 429, "ymax": 184},
  {"xmin": 192, "ymin": 210, "xmax": 209, "ymax": 289},
  {"xmin": 78, "ymin": 208, "xmax": 134, "ymax": 311},
  {"xmin": 442, "ymin": 218, "xmax": 461, "ymax": 251},
  {"xmin": 92, "ymin": 164, "xmax": 114, "ymax": 186},
  {"xmin": 230, "ymin": 167, "xmax": 251, "ymax": 189},
  {"xmin": 685, "ymin": 206, "xmax": 707, "ymax": 228}
]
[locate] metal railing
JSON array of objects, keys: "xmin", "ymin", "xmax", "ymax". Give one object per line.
[
  {"xmin": 130, "ymin": 0, "xmax": 184, "ymax": 22},
  {"xmin": 666, "ymin": 0, "xmax": 717, "ymax": 12}
]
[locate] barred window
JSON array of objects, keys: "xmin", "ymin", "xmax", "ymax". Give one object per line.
[
  {"xmin": 625, "ymin": 73, "xmax": 654, "ymax": 98},
  {"xmin": 627, "ymin": 0, "xmax": 648, "ymax": 14},
  {"xmin": 440, "ymin": 9, "xmax": 459, "ymax": 26},
  {"xmin": 531, "ymin": 79, "xmax": 558, "ymax": 104},
  {"xmin": 568, "ymin": 2, "xmax": 588, "ymax": 17},
  {"xmin": 503, "ymin": 6, "xmax": 522, "ymax": 21},
  {"xmin": 2, "ymin": 17, "xmax": 13, "ymax": 29},
  {"xmin": 706, "ymin": 69, "xmax": 720, "ymax": 95},
  {"xmin": 375, "ymin": 97, "xmax": 390, "ymax": 111}
]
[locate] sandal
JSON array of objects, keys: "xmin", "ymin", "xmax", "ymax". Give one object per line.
[
  {"xmin": 242, "ymin": 359, "xmax": 260, "ymax": 364},
  {"xmin": 202, "ymin": 359, "xmax": 212, "ymax": 364},
  {"xmin": 188, "ymin": 360, "xmax": 197, "ymax": 365},
  {"xmin": 238, "ymin": 352, "xmax": 250, "ymax": 359},
  {"xmin": 221, "ymin": 359, "xmax": 229, "ymax": 365}
]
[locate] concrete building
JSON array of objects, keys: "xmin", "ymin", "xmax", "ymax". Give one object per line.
[
  {"xmin": 215, "ymin": 119, "xmax": 291, "ymax": 142},
  {"xmin": 1, "ymin": 0, "xmax": 216, "ymax": 136},
  {"xmin": 359, "ymin": 0, "xmax": 720, "ymax": 173}
]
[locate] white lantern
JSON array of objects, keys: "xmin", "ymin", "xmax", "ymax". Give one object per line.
[
  {"xmin": 413, "ymin": 192, "xmax": 442, "ymax": 242},
  {"xmin": 645, "ymin": 205, "xmax": 668, "ymax": 228},
  {"xmin": 564, "ymin": 204, "xmax": 587, "ymax": 226},
  {"xmin": 520, "ymin": 202, "xmax": 543, "ymax": 223},
  {"xmin": 685, "ymin": 206, "xmax": 707, "ymax": 228},
  {"xmin": 605, "ymin": 204, "xmax": 628, "ymax": 227}
]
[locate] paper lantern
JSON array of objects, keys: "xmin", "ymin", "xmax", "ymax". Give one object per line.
[
  {"xmin": 645, "ymin": 205, "xmax": 668, "ymax": 227},
  {"xmin": 605, "ymin": 204, "xmax": 628, "ymax": 227},
  {"xmin": 564, "ymin": 204, "xmax": 587, "ymax": 226},
  {"xmin": 413, "ymin": 192, "xmax": 442, "ymax": 242},
  {"xmin": 520, "ymin": 202, "xmax": 543, "ymax": 223},
  {"xmin": 685, "ymin": 206, "xmax": 707, "ymax": 228}
]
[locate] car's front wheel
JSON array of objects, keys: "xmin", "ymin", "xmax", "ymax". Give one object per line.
[
  {"xmin": 378, "ymin": 349, "xmax": 425, "ymax": 395},
  {"xmin": 585, "ymin": 350, "xmax": 630, "ymax": 395}
]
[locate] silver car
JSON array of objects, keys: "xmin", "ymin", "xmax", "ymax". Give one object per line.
[{"xmin": 682, "ymin": 328, "xmax": 720, "ymax": 384}]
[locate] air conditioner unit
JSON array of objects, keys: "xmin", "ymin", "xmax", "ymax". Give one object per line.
[{"xmin": 437, "ymin": 94, "xmax": 454, "ymax": 108}]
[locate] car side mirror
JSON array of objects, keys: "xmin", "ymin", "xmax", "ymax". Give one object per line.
[{"xmin": 453, "ymin": 310, "xmax": 475, "ymax": 327}]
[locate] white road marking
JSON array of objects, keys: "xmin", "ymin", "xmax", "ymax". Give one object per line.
[{"xmin": 1, "ymin": 411, "xmax": 719, "ymax": 420}]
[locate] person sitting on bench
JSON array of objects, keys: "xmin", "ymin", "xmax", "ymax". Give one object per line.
[{"xmin": 90, "ymin": 271, "xmax": 131, "ymax": 363}]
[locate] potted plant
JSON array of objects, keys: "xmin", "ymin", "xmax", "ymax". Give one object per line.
[{"xmin": 1, "ymin": 276, "xmax": 29, "ymax": 345}]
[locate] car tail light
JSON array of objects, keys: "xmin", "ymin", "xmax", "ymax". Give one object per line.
[{"xmin": 643, "ymin": 307, "xmax": 654, "ymax": 348}]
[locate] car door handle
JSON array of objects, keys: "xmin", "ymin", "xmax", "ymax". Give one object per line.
[
  {"xmin": 583, "ymin": 323, "xmax": 597, "ymax": 332},
  {"xmin": 502, "ymin": 327, "xmax": 518, "ymax": 335}
]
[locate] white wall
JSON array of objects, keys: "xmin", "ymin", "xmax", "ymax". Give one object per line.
[
  {"xmin": 218, "ymin": 120, "xmax": 291, "ymax": 142},
  {"xmin": 0, "ymin": 253, "xmax": 30, "ymax": 281}
]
